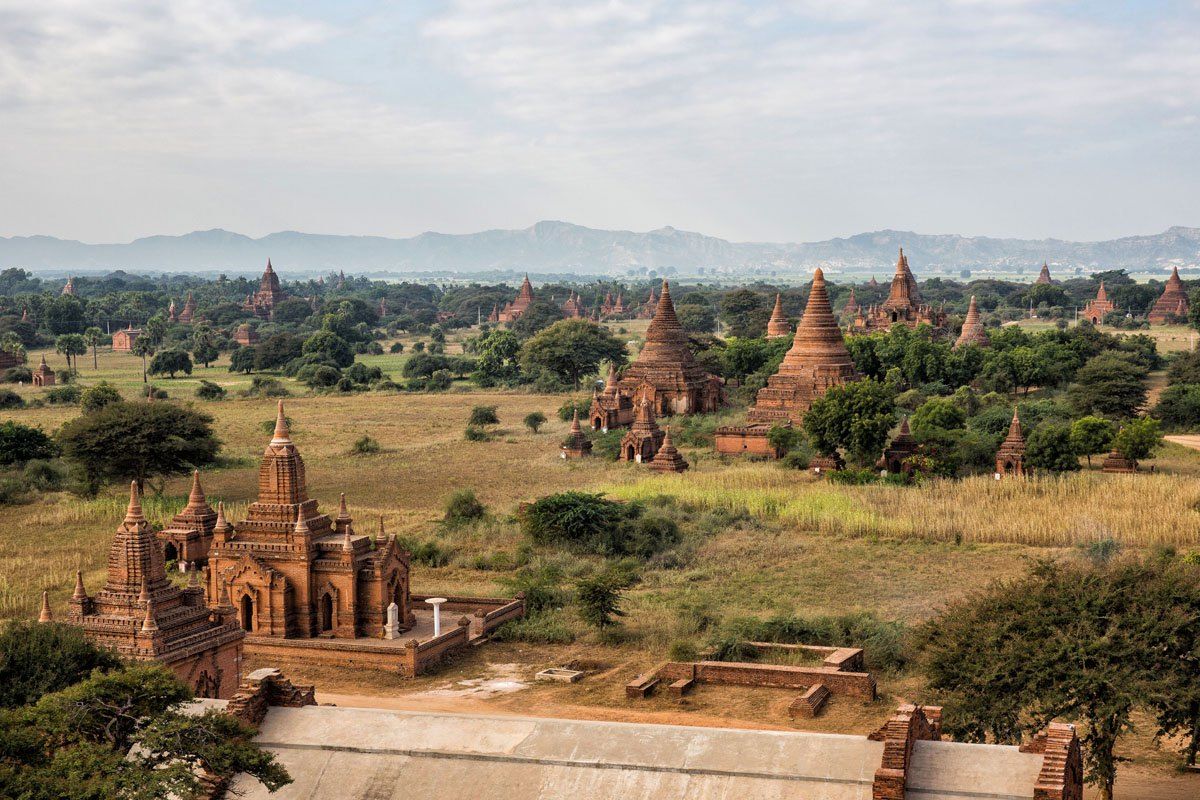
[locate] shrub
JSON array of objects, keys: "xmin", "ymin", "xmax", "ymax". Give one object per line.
[
  {"xmin": 490, "ymin": 611, "xmax": 575, "ymax": 644},
  {"xmin": 195, "ymin": 380, "xmax": 227, "ymax": 401},
  {"xmin": 520, "ymin": 491, "xmax": 675, "ymax": 557},
  {"xmin": 558, "ymin": 398, "xmax": 591, "ymax": 422},
  {"xmin": 709, "ymin": 611, "xmax": 910, "ymax": 671},
  {"xmin": 389, "ymin": 342, "xmax": 405, "ymax": 354},
  {"xmin": 298, "ymin": 364, "xmax": 342, "ymax": 388},
  {"xmin": 0, "ymin": 621, "xmax": 122, "ymax": 708},
  {"xmin": 350, "ymin": 435, "xmax": 380, "ymax": 455},
  {"xmin": 827, "ymin": 468, "xmax": 880, "ymax": 485},
  {"xmin": 499, "ymin": 563, "xmax": 567, "ymax": 614},
  {"xmin": 427, "ymin": 369, "xmax": 453, "ymax": 391},
  {"xmin": 668, "ymin": 640, "xmax": 700, "ymax": 662},
  {"xmin": 464, "ymin": 425, "xmax": 491, "ymax": 442},
  {"xmin": 22, "ymin": 459, "xmax": 67, "ymax": 491},
  {"xmin": 576, "ymin": 567, "xmax": 634, "ymax": 629},
  {"xmin": 243, "ymin": 376, "xmax": 289, "ymax": 398},
  {"xmin": 366, "ymin": 341, "xmax": 384, "ymax": 355},
  {"xmin": 780, "ymin": 449, "xmax": 811, "ymax": 470},
  {"xmin": 523, "ymin": 411, "xmax": 547, "ymax": 433},
  {"xmin": 394, "ymin": 536, "xmax": 453, "ymax": 567},
  {"xmin": 0, "ymin": 388, "xmax": 25, "ymax": 409},
  {"xmin": 3, "ymin": 366, "xmax": 32, "ymax": 383},
  {"xmin": 469, "ymin": 405, "xmax": 499, "ymax": 426},
  {"xmin": 1026, "ymin": 422, "xmax": 1081, "ymax": 472},
  {"xmin": 443, "ymin": 489, "xmax": 486, "ymax": 527},
  {"xmin": 589, "ymin": 429, "xmax": 624, "ymax": 460},
  {"xmin": 0, "ymin": 421, "xmax": 57, "ymax": 465},
  {"xmin": 45, "ymin": 384, "xmax": 82, "ymax": 405},
  {"xmin": 80, "ymin": 383, "xmax": 123, "ymax": 413}
]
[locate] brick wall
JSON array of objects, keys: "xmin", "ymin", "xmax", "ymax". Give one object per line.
[
  {"xmin": 871, "ymin": 704, "xmax": 940, "ymax": 800},
  {"xmin": 654, "ymin": 660, "xmax": 876, "ymax": 699}
]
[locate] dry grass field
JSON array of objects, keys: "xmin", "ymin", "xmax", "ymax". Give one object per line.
[{"xmin": 3, "ymin": 336, "xmax": 1200, "ymax": 792}]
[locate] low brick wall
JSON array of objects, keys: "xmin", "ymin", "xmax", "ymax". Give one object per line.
[
  {"xmin": 411, "ymin": 618, "xmax": 470, "ymax": 675},
  {"xmin": 411, "ymin": 593, "xmax": 525, "ymax": 640},
  {"xmin": 714, "ymin": 426, "xmax": 780, "ymax": 457},
  {"xmin": 655, "ymin": 660, "xmax": 876, "ymax": 700},
  {"xmin": 473, "ymin": 598, "xmax": 525, "ymax": 638},
  {"xmin": 245, "ymin": 636, "xmax": 419, "ymax": 676}
]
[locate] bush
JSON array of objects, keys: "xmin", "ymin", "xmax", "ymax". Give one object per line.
[
  {"xmin": 0, "ymin": 620, "xmax": 122, "ymax": 708},
  {"xmin": 350, "ymin": 435, "xmax": 380, "ymax": 455},
  {"xmin": 45, "ymin": 384, "xmax": 81, "ymax": 405},
  {"xmin": 469, "ymin": 405, "xmax": 499, "ymax": 426},
  {"xmin": 23, "ymin": 459, "xmax": 67, "ymax": 491},
  {"xmin": 427, "ymin": 369, "xmax": 453, "ymax": 391},
  {"xmin": 589, "ymin": 429, "xmax": 624, "ymax": 460},
  {"xmin": 195, "ymin": 380, "xmax": 227, "ymax": 401},
  {"xmin": 243, "ymin": 376, "xmax": 289, "ymax": 398},
  {"xmin": 0, "ymin": 388, "xmax": 26, "ymax": 409},
  {"xmin": 389, "ymin": 342, "xmax": 405, "ymax": 354},
  {"xmin": 709, "ymin": 611, "xmax": 910, "ymax": 671},
  {"xmin": 1026, "ymin": 422, "xmax": 1081, "ymax": 472},
  {"xmin": 464, "ymin": 425, "xmax": 491, "ymax": 442},
  {"xmin": 498, "ymin": 563, "xmax": 567, "ymax": 614},
  {"xmin": 576, "ymin": 567, "xmax": 634, "ymax": 629},
  {"xmin": 490, "ymin": 611, "xmax": 575, "ymax": 644},
  {"xmin": 524, "ymin": 411, "xmax": 547, "ymax": 433},
  {"xmin": 80, "ymin": 383, "xmax": 123, "ymax": 413},
  {"xmin": 521, "ymin": 491, "xmax": 675, "ymax": 558},
  {"xmin": 366, "ymin": 341, "xmax": 384, "ymax": 355},
  {"xmin": 0, "ymin": 421, "xmax": 57, "ymax": 465},
  {"xmin": 669, "ymin": 640, "xmax": 700, "ymax": 662},
  {"xmin": 558, "ymin": 398, "xmax": 591, "ymax": 422},
  {"xmin": 297, "ymin": 364, "xmax": 342, "ymax": 388},
  {"xmin": 3, "ymin": 366, "xmax": 32, "ymax": 383},
  {"xmin": 444, "ymin": 489, "xmax": 486, "ymax": 527},
  {"xmin": 394, "ymin": 536, "xmax": 454, "ymax": 567}
]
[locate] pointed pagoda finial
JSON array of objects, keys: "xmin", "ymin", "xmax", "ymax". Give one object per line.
[
  {"xmin": 138, "ymin": 575, "xmax": 150, "ymax": 604},
  {"xmin": 662, "ymin": 425, "xmax": 673, "ymax": 447},
  {"xmin": 141, "ymin": 599, "xmax": 158, "ymax": 632},
  {"xmin": 293, "ymin": 504, "xmax": 310, "ymax": 535},
  {"xmin": 125, "ymin": 480, "xmax": 145, "ymax": 523},
  {"xmin": 898, "ymin": 416, "xmax": 911, "ymax": 435},
  {"xmin": 188, "ymin": 469, "xmax": 205, "ymax": 505},
  {"xmin": 272, "ymin": 400, "xmax": 290, "ymax": 443},
  {"xmin": 214, "ymin": 501, "xmax": 231, "ymax": 535},
  {"xmin": 188, "ymin": 565, "xmax": 200, "ymax": 587},
  {"xmin": 377, "ymin": 514, "xmax": 386, "ymax": 544},
  {"xmin": 73, "ymin": 570, "xmax": 87, "ymax": 600},
  {"xmin": 337, "ymin": 492, "xmax": 350, "ymax": 521},
  {"xmin": 266, "ymin": 258, "xmax": 273, "ymax": 272},
  {"xmin": 342, "ymin": 523, "xmax": 354, "ymax": 553},
  {"xmin": 38, "ymin": 590, "xmax": 52, "ymax": 622}
]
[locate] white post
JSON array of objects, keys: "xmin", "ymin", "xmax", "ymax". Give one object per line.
[
  {"xmin": 384, "ymin": 602, "xmax": 400, "ymax": 640},
  {"xmin": 427, "ymin": 597, "xmax": 447, "ymax": 637}
]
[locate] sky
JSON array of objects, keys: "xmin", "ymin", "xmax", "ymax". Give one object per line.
[{"xmin": 1, "ymin": 0, "xmax": 1198, "ymax": 244}]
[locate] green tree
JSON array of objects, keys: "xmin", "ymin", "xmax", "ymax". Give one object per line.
[
  {"xmin": 81, "ymin": 327, "xmax": 104, "ymax": 370},
  {"xmin": 469, "ymin": 405, "xmax": 499, "ymax": 426},
  {"xmin": 523, "ymin": 411, "xmax": 547, "ymax": 433},
  {"xmin": 0, "ymin": 331, "xmax": 26, "ymax": 363},
  {"xmin": 149, "ymin": 349, "xmax": 193, "ymax": 379},
  {"xmin": 803, "ymin": 379, "xmax": 896, "ymax": 466},
  {"xmin": 1067, "ymin": 352, "xmax": 1148, "ymax": 419},
  {"xmin": 79, "ymin": 383, "xmax": 123, "ymax": 414},
  {"xmin": 302, "ymin": 330, "xmax": 354, "ymax": 368},
  {"xmin": 509, "ymin": 299, "xmax": 565, "ymax": 338},
  {"xmin": 57, "ymin": 401, "xmax": 220, "ymax": 494},
  {"xmin": 0, "ymin": 664, "xmax": 290, "ymax": 800},
  {"xmin": 719, "ymin": 289, "xmax": 769, "ymax": 338},
  {"xmin": 575, "ymin": 568, "xmax": 632, "ymax": 630},
  {"xmin": 0, "ymin": 421, "xmax": 57, "ymax": 465},
  {"xmin": 1069, "ymin": 416, "xmax": 1115, "ymax": 468},
  {"xmin": 1112, "ymin": 417, "xmax": 1162, "ymax": 463},
  {"xmin": 228, "ymin": 346, "xmax": 257, "ymax": 374},
  {"xmin": 1025, "ymin": 422, "xmax": 1080, "ymax": 472},
  {"xmin": 472, "ymin": 328, "xmax": 522, "ymax": 386},
  {"xmin": 1153, "ymin": 384, "xmax": 1200, "ymax": 431},
  {"xmin": 190, "ymin": 325, "xmax": 219, "ymax": 368},
  {"xmin": 919, "ymin": 558, "xmax": 1194, "ymax": 800},
  {"xmin": 0, "ymin": 621, "xmax": 121, "ymax": 709},
  {"xmin": 130, "ymin": 336, "xmax": 156, "ymax": 383},
  {"xmin": 55, "ymin": 334, "xmax": 86, "ymax": 372},
  {"xmin": 519, "ymin": 319, "xmax": 628, "ymax": 389}
]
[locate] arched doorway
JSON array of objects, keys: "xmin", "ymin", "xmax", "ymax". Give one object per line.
[
  {"xmin": 592, "ymin": 417, "xmax": 602, "ymax": 431},
  {"xmin": 319, "ymin": 593, "xmax": 333, "ymax": 632},
  {"xmin": 891, "ymin": 311, "xmax": 899, "ymax": 323},
  {"xmin": 625, "ymin": 444, "xmax": 635, "ymax": 461},
  {"xmin": 239, "ymin": 593, "xmax": 254, "ymax": 632},
  {"xmin": 163, "ymin": 542, "xmax": 178, "ymax": 565}
]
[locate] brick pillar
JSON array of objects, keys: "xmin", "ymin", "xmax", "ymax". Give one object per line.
[
  {"xmin": 1026, "ymin": 723, "xmax": 1082, "ymax": 800},
  {"xmin": 871, "ymin": 704, "xmax": 941, "ymax": 800}
]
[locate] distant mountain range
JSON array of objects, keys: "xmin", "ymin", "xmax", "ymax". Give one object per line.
[{"xmin": 2, "ymin": 221, "xmax": 1197, "ymax": 276}]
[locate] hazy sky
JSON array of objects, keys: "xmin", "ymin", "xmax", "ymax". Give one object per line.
[{"xmin": 1, "ymin": 0, "xmax": 1198, "ymax": 243}]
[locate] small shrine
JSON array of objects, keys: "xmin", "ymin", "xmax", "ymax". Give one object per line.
[
  {"xmin": 994, "ymin": 409, "xmax": 1026, "ymax": 478},
  {"xmin": 561, "ymin": 410, "xmax": 593, "ymax": 459},
  {"xmin": 243, "ymin": 259, "xmax": 288, "ymax": 319},
  {"xmin": 1081, "ymin": 282, "xmax": 1116, "ymax": 325},
  {"xmin": 157, "ymin": 470, "xmax": 219, "ymax": 567},
  {"xmin": 766, "ymin": 293, "xmax": 791, "ymax": 339},
  {"xmin": 1148, "ymin": 267, "xmax": 1189, "ymax": 324},
  {"xmin": 589, "ymin": 364, "xmax": 635, "ymax": 431},
  {"xmin": 32, "ymin": 354, "xmax": 56, "ymax": 386},
  {"xmin": 619, "ymin": 396, "xmax": 665, "ymax": 463},
  {"xmin": 1035, "ymin": 262, "xmax": 1053, "ymax": 284},
  {"xmin": 648, "ymin": 427, "xmax": 689, "ymax": 473},
  {"xmin": 954, "ymin": 296, "xmax": 990, "ymax": 349},
  {"xmin": 877, "ymin": 418, "xmax": 920, "ymax": 476},
  {"xmin": 1101, "ymin": 448, "xmax": 1137, "ymax": 473},
  {"xmin": 497, "ymin": 275, "xmax": 535, "ymax": 323}
]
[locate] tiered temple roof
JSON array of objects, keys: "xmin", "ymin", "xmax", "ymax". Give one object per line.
[
  {"xmin": 1081, "ymin": 281, "xmax": 1116, "ymax": 324},
  {"xmin": 842, "ymin": 288, "xmax": 859, "ymax": 317},
  {"xmin": 244, "ymin": 260, "xmax": 288, "ymax": 319},
  {"xmin": 745, "ymin": 268, "xmax": 860, "ymax": 425},
  {"xmin": 852, "ymin": 248, "xmax": 946, "ymax": 332},
  {"xmin": 158, "ymin": 470, "xmax": 218, "ymax": 566},
  {"xmin": 497, "ymin": 275, "xmax": 536, "ymax": 323},
  {"xmin": 954, "ymin": 296, "xmax": 990, "ymax": 349},
  {"xmin": 179, "ymin": 291, "xmax": 197, "ymax": 324},
  {"xmin": 995, "ymin": 408, "xmax": 1026, "ymax": 477},
  {"xmin": 1148, "ymin": 267, "xmax": 1189, "ymax": 324},
  {"xmin": 648, "ymin": 427, "xmax": 688, "ymax": 473},
  {"xmin": 617, "ymin": 280, "xmax": 723, "ymax": 415},
  {"xmin": 619, "ymin": 396, "xmax": 665, "ymax": 463},
  {"xmin": 1035, "ymin": 262, "xmax": 1053, "ymax": 285},
  {"xmin": 561, "ymin": 409, "xmax": 592, "ymax": 459},
  {"xmin": 766, "ymin": 293, "xmax": 791, "ymax": 338},
  {"xmin": 62, "ymin": 276, "xmax": 76, "ymax": 296},
  {"xmin": 68, "ymin": 482, "xmax": 244, "ymax": 696}
]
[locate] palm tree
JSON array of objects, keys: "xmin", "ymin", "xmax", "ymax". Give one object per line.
[{"xmin": 82, "ymin": 327, "xmax": 104, "ymax": 369}]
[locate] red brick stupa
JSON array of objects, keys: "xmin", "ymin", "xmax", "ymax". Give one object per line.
[
  {"xmin": 877, "ymin": 418, "xmax": 920, "ymax": 476},
  {"xmin": 1081, "ymin": 282, "xmax": 1116, "ymax": 324},
  {"xmin": 1035, "ymin": 262, "xmax": 1053, "ymax": 284},
  {"xmin": 157, "ymin": 470, "xmax": 218, "ymax": 567},
  {"xmin": 954, "ymin": 296, "xmax": 990, "ymax": 349},
  {"xmin": 1148, "ymin": 267, "xmax": 1189, "ymax": 324},
  {"xmin": 68, "ymin": 482, "xmax": 245, "ymax": 698},
  {"xmin": 619, "ymin": 396, "xmax": 665, "ymax": 463},
  {"xmin": 561, "ymin": 410, "xmax": 592, "ymax": 459},
  {"xmin": 851, "ymin": 248, "xmax": 946, "ymax": 332},
  {"xmin": 648, "ymin": 427, "xmax": 689, "ymax": 473},
  {"xmin": 243, "ymin": 259, "xmax": 288, "ymax": 319},
  {"xmin": 766, "ymin": 293, "xmax": 791, "ymax": 339},
  {"xmin": 497, "ymin": 275, "xmax": 536, "ymax": 323}
]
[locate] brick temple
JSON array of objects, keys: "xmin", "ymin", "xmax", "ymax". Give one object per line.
[
  {"xmin": 716, "ymin": 268, "xmax": 860, "ymax": 457},
  {"xmin": 243, "ymin": 260, "xmax": 288, "ymax": 319},
  {"xmin": 112, "ymin": 323, "xmax": 142, "ymax": 352},
  {"xmin": 158, "ymin": 470, "xmax": 218, "ymax": 567},
  {"xmin": 606, "ymin": 280, "xmax": 723, "ymax": 419},
  {"xmin": 1148, "ymin": 266, "xmax": 1189, "ymax": 324},
  {"xmin": 851, "ymin": 248, "xmax": 946, "ymax": 332},
  {"xmin": 68, "ymin": 482, "xmax": 245, "ymax": 698},
  {"xmin": 1035, "ymin": 261, "xmax": 1053, "ymax": 284},
  {"xmin": 995, "ymin": 408, "xmax": 1027, "ymax": 478},
  {"xmin": 954, "ymin": 295, "xmax": 990, "ymax": 348},
  {"xmin": 1081, "ymin": 281, "xmax": 1116, "ymax": 324},
  {"xmin": 766, "ymin": 293, "xmax": 791, "ymax": 338},
  {"xmin": 495, "ymin": 275, "xmax": 535, "ymax": 323},
  {"xmin": 32, "ymin": 354, "xmax": 55, "ymax": 386},
  {"xmin": 206, "ymin": 402, "xmax": 413, "ymax": 640}
]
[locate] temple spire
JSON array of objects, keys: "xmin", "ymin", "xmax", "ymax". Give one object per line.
[
  {"xmin": 293, "ymin": 504, "xmax": 310, "ymax": 536},
  {"xmin": 272, "ymin": 400, "xmax": 291, "ymax": 444},
  {"xmin": 73, "ymin": 570, "xmax": 87, "ymax": 600},
  {"xmin": 38, "ymin": 591, "xmax": 52, "ymax": 622},
  {"xmin": 125, "ymin": 480, "xmax": 144, "ymax": 524},
  {"xmin": 766, "ymin": 293, "xmax": 790, "ymax": 338},
  {"xmin": 188, "ymin": 470, "xmax": 205, "ymax": 506}
]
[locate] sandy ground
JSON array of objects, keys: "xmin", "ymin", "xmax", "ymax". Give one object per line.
[
  {"xmin": 1165, "ymin": 435, "xmax": 1200, "ymax": 451},
  {"xmin": 315, "ymin": 689, "xmax": 1200, "ymax": 800}
]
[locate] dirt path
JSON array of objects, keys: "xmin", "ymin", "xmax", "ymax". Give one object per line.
[
  {"xmin": 1166, "ymin": 435, "xmax": 1200, "ymax": 451},
  {"xmin": 318, "ymin": 692, "xmax": 1199, "ymax": 799}
]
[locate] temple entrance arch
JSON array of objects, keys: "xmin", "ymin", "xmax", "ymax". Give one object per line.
[
  {"xmin": 319, "ymin": 593, "xmax": 333, "ymax": 632},
  {"xmin": 164, "ymin": 542, "xmax": 178, "ymax": 564},
  {"xmin": 239, "ymin": 593, "xmax": 254, "ymax": 631},
  {"xmin": 625, "ymin": 444, "xmax": 636, "ymax": 461}
]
